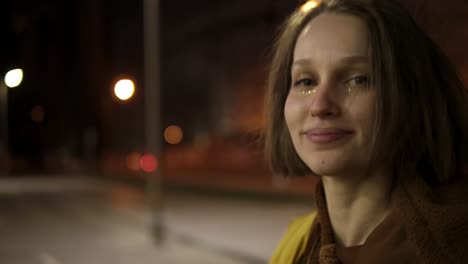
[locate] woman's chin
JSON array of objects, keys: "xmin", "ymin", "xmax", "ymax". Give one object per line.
[
  {"xmin": 307, "ymin": 163, "xmax": 345, "ymax": 177},
  {"xmin": 304, "ymin": 157, "xmax": 358, "ymax": 177}
]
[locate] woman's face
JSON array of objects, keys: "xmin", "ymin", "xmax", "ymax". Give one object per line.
[{"xmin": 284, "ymin": 13, "xmax": 376, "ymax": 177}]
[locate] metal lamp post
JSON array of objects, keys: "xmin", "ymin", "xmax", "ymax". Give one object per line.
[
  {"xmin": 143, "ymin": 0, "xmax": 164, "ymax": 244},
  {"xmin": 0, "ymin": 68, "xmax": 23, "ymax": 175},
  {"xmin": 0, "ymin": 81, "xmax": 8, "ymax": 174}
]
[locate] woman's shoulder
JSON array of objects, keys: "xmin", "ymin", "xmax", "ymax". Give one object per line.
[
  {"xmin": 269, "ymin": 212, "xmax": 317, "ymax": 264},
  {"xmin": 288, "ymin": 212, "xmax": 318, "ymax": 231},
  {"xmin": 395, "ymin": 171, "xmax": 468, "ymax": 263}
]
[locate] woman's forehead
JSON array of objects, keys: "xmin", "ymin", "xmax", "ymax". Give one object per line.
[{"xmin": 294, "ymin": 13, "xmax": 370, "ymax": 63}]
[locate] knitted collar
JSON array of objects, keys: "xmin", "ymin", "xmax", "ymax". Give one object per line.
[{"xmin": 308, "ymin": 174, "xmax": 468, "ymax": 264}]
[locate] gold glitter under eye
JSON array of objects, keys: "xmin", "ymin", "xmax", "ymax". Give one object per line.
[{"xmin": 299, "ymin": 87, "xmax": 316, "ymax": 95}]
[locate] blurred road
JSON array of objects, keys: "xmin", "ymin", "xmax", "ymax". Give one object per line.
[{"xmin": 0, "ymin": 176, "xmax": 313, "ymax": 264}]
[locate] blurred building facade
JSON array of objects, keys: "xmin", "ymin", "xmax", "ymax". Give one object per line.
[{"xmin": 0, "ymin": 0, "xmax": 467, "ymax": 178}]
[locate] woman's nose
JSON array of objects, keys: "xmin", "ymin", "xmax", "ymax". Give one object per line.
[{"xmin": 308, "ymin": 83, "xmax": 340, "ymax": 118}]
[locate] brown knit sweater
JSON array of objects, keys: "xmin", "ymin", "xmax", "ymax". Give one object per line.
[{"xmin": 301, "ymin": 173, "xmax": 468, "ymax": 264}]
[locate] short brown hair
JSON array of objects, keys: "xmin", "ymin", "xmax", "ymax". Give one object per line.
[{"xmin": 264, "ymin": 0, "xmax": 468, "ymax": 184}]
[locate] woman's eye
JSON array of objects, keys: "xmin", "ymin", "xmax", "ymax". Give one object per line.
[
  {"xmin": 293, "ymin": 78, "xmax": 315, "ymax": 87},
  {"xmin": 292, "ymin": 78, "xmax": 317, "ymax": 95},
  {"xmin": 347, "ymin": 75, "xmax": 369, "ymax": 87}
]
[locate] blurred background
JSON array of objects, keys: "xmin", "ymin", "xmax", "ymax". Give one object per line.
[{"xmin": 0, "ymin": 0, "xmax": 467, "ymax": 263}]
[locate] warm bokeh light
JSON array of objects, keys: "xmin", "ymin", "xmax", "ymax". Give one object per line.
[
  {"xmin": 140, "ymin": 154, "xmax": 158, "ymax": 173},
  {"xmin": 126, "ymin": 152, "xmax": 141, "ymax": 171},
  {"xmin": 31, "ymin": 105, "xmax": 45, "ymax": 123},
  {"xmin": 114, "ymin": 79, "xmax": 135, "ymax": 101},
  {"xmin": 4, "ymin": 68, "xmax": 23, "ymax": 88},
  {"xmin": 164, "ymin": 125, "xmax": 183, "ymax": 144},
  {"xmin": 301, "ymin": 0, "xmax": 319, "ymax": 12}
]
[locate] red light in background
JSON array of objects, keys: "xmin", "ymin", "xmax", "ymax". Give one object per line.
[
  {"xmin": 140, "ymin": 154, "xmax": 158, "ymax": 173},
  {"xmin": 126, "ymin": 152, "xmax": 141, "ymax": 171}
]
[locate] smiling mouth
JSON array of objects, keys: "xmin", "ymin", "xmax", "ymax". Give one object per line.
[{"xmin": 304, "ymin": 128, "xmax": 353, "ymax": 144}]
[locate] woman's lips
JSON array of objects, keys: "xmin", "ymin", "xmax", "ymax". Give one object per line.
[{"xmin": 305, "ymin": 128, "xmax": 353, "ymax": 144}]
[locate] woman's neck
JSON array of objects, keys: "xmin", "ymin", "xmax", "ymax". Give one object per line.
[{"xmin": 321, "ymin": 170, "xmax": 393, "ymax": 247}]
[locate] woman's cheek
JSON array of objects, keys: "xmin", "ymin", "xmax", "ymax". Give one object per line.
[{"xmin": 285, "ymin": 94, "xmax": 306, "ymax": 129}]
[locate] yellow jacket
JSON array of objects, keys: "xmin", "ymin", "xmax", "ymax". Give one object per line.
[{"xmin": 269, "ymin": 212, "xmax": 317, "ymax": 264}]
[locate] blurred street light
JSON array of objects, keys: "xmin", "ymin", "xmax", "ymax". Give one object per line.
[
  {"xmin": 140, "ymin": 153, "xmax": 158, "ymax": 173},
  {"xmin": 4, "ymin": 68, "xmax": 24, "ymax": 88},
  {"xmin": 126, "ymin": 152, "xmax": 141, "ymax": 171},
  {"xmin": 164, "ymin": 125, "xmax": 183, "ymax": 144},
  {"xmin": 114, "ymin": 78, "xmax": 135, "ymax": 101}
]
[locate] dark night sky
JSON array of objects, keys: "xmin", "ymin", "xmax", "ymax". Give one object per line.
[{"xmin": 0, "ymin": 0, "xmax": 467, "ymax": 173}]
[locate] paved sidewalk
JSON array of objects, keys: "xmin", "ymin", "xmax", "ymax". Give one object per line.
[
  {"xmin": 1, "ymin": 233, "xmax": 250, "ymax": 264},
  {"xmin": 164, "ymin": 192, "xmax": 313, "ymax": 262},
  {"xmin": 0, "ymin": 176, "xmax": 314, "ymax": 264}
]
